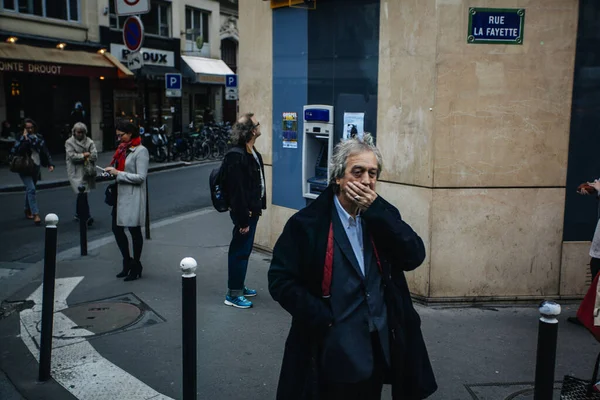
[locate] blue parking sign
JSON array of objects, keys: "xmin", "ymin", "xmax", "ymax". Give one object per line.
[
  {"xmin": 165, "ymin": 73, "xmax": 182, "ymax": 90},
  {"xmin": 226, "ymin": 75, "xmax": 237, "ymax": 88}
]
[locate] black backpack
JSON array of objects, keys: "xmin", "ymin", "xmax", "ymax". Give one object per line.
[{"xmin": 209, "ymin": 147, "xmax": 245, "ymax": 212}]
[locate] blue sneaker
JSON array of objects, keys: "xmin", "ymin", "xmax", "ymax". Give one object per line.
[
  {"xmin": 224, "ymin": 295, "xmax": 253, "ymax": 309},
  {"xmin": 243, "ymin": 287, "xmax": 257, "ymax": 297}
]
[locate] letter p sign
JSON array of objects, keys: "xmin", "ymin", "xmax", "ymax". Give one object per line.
[
  {"xmin": 226, "ymin": 74, "xmax": 237, "ymax": 88},
  {"xmin": 165, "ymin": 73, "xmax": 182, "ymax": 90}
]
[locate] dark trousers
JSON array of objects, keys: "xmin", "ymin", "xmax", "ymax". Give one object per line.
[
  {"xmin": 112, "ymin": 208, "xmax": 143, "ymax": 262},
  {"xmin": 591, "ymin": 257, "xmax": 600, "ymax": 280},
  {"xmin": 319, "ymin": 332, "xmax": 387, "ymax": 400},
  {"xmin": 228, "ymin": 214, "xmax": 259, "ymax": 295}
]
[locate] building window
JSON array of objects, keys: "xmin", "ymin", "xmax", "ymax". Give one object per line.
[
  {"xmin": 110, "ymin": 0, "xmax": 170, "ymax": 38},
  {"xmin": 185, "ymin": 7, "xmax": 209, "ymax": 52},
  {"xmin": 1, "ymin": 0, "xmax": 79, "ymax": 21}
]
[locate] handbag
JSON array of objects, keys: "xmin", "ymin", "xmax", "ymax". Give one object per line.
[
  {"xmin": 576, "ymin": 273, "xmax": 600, "ymax": 341},
  {"xmin": 560, "ymin": 352, "xmax": 600, "ymax": 399},
  {"xmin": 83, "ymin": 159, "xmax": 96, "ymax": 178},
  {"xmin": 9, "ymin": 154, "xmax": 35, "ymax": 175},
  {"xmin": 104, "ymin": 183, "xmax": 117, "ymax": 206}
]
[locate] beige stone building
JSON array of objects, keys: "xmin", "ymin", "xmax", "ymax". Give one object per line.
[
  {"xmin": 240, "ymin": 0, "xmax": 595, "ymax": 302},
  {"xmin": 0, "ymin": 0, "xmax": 131, "ymax": 152},
  {"xmin": 0, "ymin": 0, "xmax": 238, "ymax": 154}
]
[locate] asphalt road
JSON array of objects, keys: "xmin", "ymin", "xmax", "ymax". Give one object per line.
[{"xmin": 0, "ymin": 163, "xmax": 218, "ymax": 263}]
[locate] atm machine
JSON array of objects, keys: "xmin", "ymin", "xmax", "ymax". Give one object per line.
[{"xmin": 302, "ymin": 105, "xmax": 334, "ymax": 199}]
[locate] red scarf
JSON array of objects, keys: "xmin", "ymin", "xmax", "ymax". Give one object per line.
[{"xmin": 111, "ymin": 137, "xmax": 142, "ymax": 171}]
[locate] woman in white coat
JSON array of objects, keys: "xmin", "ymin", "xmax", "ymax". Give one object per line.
[
  {"xmin": 105, "ymin": 121, "xmax": 149, "ymax": 281},
  {"xmin": 65, "ymin": 122, "xmax": 98, "ymax": 225}
]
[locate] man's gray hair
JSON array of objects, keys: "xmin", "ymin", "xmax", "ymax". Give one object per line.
[
  {"xmin": 329, "ymin": 133, "xmax": 383, "ymax": 194},
  {"xmin": 71, "ymin": 122, "xmax": 88, "ymax": 135},
  {"xmin": 229, "ymin": 113, "xmax": 255, "ymax": 146}
]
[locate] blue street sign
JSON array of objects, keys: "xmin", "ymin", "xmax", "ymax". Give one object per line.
[
  {"xmin": 226, "ymin": 74, "xmax": 237, "ymax": 88},
  {"xmin": 165, "ymin": 73, "xmax": 182, "ymax": 90},
  {"xmin": 468, "ymin": 8, "xmax": 525, "ymax": 45},
  {"xmin": 123, "ymin": 16, "xmax": 144, "ymax": 52}
]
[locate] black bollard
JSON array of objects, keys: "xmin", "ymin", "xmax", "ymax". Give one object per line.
[
  {"xmin": 533, "ymin": 300, "xmax": 561, "ymax": 400},
  {"xmin": 181, "ymin": 257, "xmax": 198, "ymax": 400},
  {"xmin": 76, "ymin": 185, "xmax": 90, "ymax": 256},
  {"xmin": 39, "ymin": 213, "xmax": 59, "ymax": 382}
]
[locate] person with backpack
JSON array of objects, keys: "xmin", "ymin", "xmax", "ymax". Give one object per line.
[
  {"xmin": 268, "ymin": 134, "xmax": 436, "ymax": 399},
  {"xmin": 221, "ymin": 113, "xmax": 266, "ymax": 309}
]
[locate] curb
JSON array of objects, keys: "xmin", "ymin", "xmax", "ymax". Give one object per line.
[{"xmin": 0, "ymin": 161, "xmax": 209, "ymax": 193}]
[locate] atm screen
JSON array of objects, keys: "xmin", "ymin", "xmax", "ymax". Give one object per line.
[{"xmin": 318, "ymin": 145, "xmax": 328, "ymax": 168}]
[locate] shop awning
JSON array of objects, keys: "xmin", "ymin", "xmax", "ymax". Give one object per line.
[
  {"xmin": 0, "ymin": 43, "xmax": 133, "ymax": 78},
  {"xmin": 182, "ymin": 55, "xmax": 234, "ymax": 85}
]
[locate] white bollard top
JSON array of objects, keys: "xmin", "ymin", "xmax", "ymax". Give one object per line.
[
  {"xmin": 45, "ymin": 213, "xmax": 59, "ymax": 227},
  {"xmin": 539, "ymin": 300, "xmax": 561, "ymax": 324},
  {"xmin": 180, "ymin": 257, "xmax": 197, "ymax": 278}
]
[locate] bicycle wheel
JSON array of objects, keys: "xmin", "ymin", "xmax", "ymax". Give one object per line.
[
  {"xmin": 197, "ymin": 141, "xmax": 211, "ymax": 161},
  {"xmin": 216, "ymin": 140, "xmax": 227, "ymax": 159}
]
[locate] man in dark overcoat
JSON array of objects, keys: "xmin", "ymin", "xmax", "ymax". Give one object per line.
[{"xmin": 268, "ymin": 134, "xmax": 437, "ymax": 399}]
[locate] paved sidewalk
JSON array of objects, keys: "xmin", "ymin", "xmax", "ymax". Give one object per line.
[
  {"xmin": 0, "ymin": 151, "xmax": 197, "ymax": 192},
  {"xmin": 0, "ymin": 208, "xmax": 598, "ymax": 399}
]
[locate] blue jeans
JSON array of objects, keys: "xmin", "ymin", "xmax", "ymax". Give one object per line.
[
  {"xmin": 20, "ymin": 167, "xmax": 40, "ymax": 215},
  {"xmin": 228, "ymin": 214, "xmax": 259, "ymax": 296}
]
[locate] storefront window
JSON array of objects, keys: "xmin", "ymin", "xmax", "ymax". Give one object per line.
[
  {"xmin": 114, "ymin": 91, "xmax": 141, "ymax": 127},
  {"xmin": 2, "ymin": 0, "xmax": 79, "ymax": 21}
]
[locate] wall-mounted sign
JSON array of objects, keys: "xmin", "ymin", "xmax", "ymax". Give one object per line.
[
  {"xmin": 343, "ymin": 112, "xmax": 364, "ymax": 141},
  {"xmin": 467, "ymin": 8, "xmax": 525, "ymax": 45},
  {"xmin": 197, "ymin": 74, "xmax": 226, "ymax": 84},
  {"xmin": 110, "ymin": 44, "xmax": 175, "ymax": 67},
  {"xmin": 282, "ymin": 112, "xmax": 298, "ymax": 148},
  {"xmin": 0, "ymin": 60, "xmax": 114, "ymax": 77}
]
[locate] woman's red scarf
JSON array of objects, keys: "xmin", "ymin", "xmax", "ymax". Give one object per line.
[{"xmin": 111, "ymin": 137, "xmax": 142, "ymax": 171}]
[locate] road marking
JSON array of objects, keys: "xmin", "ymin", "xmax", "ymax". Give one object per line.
[{"xmin": 19, "ymin": 277, "xmax": 175, "ymax": 400}]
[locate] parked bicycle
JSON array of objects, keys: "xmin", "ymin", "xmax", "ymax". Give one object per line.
[{"xmin": 168, "ymin": 129, "xmax": 193, "ymax": 162}]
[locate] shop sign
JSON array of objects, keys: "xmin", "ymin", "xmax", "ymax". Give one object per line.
[
  {"xmin": 0, "ymin": 59, "xmax": 112, "ymax": 77},
  {"xmin": 197, "ymin": 74, "xmax": 226, "ymax": 84},
  {"xmin": 467, "ymin": 8, "xmax": 525, "ymax": 45},
  {"xmin": 110, "ymin": 44, "xmax": 175, "ymax": 67}
]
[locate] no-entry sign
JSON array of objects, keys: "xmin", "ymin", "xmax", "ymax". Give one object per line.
[
  {"xmin": 115, "ymin": 0, "xmax": 150, "ymax": 16},
  {"xmin": 123, "ymin": 16, "xmax": 144, "ymax": 52}
]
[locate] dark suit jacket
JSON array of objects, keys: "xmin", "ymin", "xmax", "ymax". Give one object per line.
[
  {"xmin": 318, "ymin": 207, "xmax": 390, "ymax": 383},
  {"xmin": 268, "ymin": 185, "xmax": 437, "ymax": 399}
]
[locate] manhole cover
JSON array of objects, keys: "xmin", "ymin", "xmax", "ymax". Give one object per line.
[
  {"xmin": 50, "ymin": 292, "xmax": 165, "ymax": 340},
  {"xmin": 54, "ymin": 302, "xmax": 142, "ymax": 338}
]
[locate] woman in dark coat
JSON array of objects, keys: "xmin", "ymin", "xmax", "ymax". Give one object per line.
[
  {"xmin": 268, "ymin": 134, "xmax": 437, "ymax": 399},
  {"xmin": 10, "ymin": 118, "xmax": 54, "ymax": 225}
]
